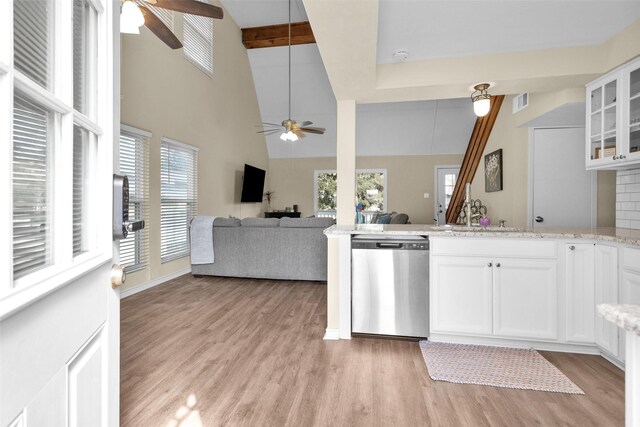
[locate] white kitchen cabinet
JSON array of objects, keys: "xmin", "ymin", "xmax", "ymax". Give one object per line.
[
  {"xmin": 430, "ymin": 256, "xmax": 493, "ymax": 336},
  {"xmin": 565, "ymin": 244, "xmax": 596, "ymax": 343},
  {"xmin": 493, "ymin": 259, "xmax": 558, "ymax": 340},
  {"xmin": 586, "ymin": 57, "xmax": 640, "ymax": 169},
  {"xmin": 594, "ymin": 245, "xmax": 619, "ymax": 357}
]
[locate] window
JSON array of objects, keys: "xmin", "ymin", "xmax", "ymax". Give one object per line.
[
  {"xmin": 160, "ymin": 138, "xmax": 198, "ymax": 263},
  {"xmin": 119, "ymin": 125, "xmax": 150, "ymax": 272},
  {"xmin": 314, "ymin": 169, "xmax": 387, "ymax": 219},
  {"xmin": 183, "ymin": 1, "xmax": 213, "ymax": 76},
  {"xmin": 8, "ymin": 0, "xmax": 103, "ymax": 288}
]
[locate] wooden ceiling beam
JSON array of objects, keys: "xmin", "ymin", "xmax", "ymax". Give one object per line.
[
  {"xmin": 242, "ymin": 21, "xmax": 315, "ymax": 49},
  {"xmin": 445, "ymin": 95, "xmax": 505, "ymax": 225}
]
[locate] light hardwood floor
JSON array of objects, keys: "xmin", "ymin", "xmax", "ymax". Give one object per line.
[{"xmin": 121, "ymin": 275, "xmax": 624, "ymax": 427}]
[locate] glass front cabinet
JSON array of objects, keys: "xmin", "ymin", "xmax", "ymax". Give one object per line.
[{"xmin": 586, "ymin": 57, "xmax": 640, "ymax": 169}]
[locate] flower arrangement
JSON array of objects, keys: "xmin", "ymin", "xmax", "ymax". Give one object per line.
[{"xmin": 263, "ymin": 190, "xmax": 275, "ymax": 210}]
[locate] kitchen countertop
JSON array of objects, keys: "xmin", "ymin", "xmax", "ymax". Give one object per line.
[
  {"xmin": 323, "ymin": 224, "xmax": 640, "ymax": 246},
  {"xmin": 598, "ymin": 304, "xmax": 640, "ymax": 335}
]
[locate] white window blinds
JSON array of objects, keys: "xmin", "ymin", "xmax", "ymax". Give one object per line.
[
  {"xmin": 119, "ymin": 126, "xmax": 150, "ymax": 272},
  {"xmin": 143, "ymin": 1, "xmax": 174, "ymax": 31},
  {"xmin": 13, "ymin": 94, "xmax": 52, "ymax": 280},
  {"xmin": 183, "ymin": 1, "xmax": 213, "ymax": 76},
  {"xmin": 14, "ymin": 0, "xmax": 52, "ymax": 90},
  {"xmin": 160, "ymin": 139, "xmax": 198, "ymax": 263}
]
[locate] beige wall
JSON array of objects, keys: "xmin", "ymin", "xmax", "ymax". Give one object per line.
[
  {"xmin": 268, "ymin": 154, "xmax": 464, "ymax": 224},
  {"xmin": 471, "ymin": 94, "xmax": 616, "ymax": 227},
  {"xmin": 120, "ymin": 7, "xmax": 268, "ymax": 291}
]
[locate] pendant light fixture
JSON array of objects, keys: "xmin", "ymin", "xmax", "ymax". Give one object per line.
[
  {"xmin": 257, "ymin": 0, "xmax": 325, "ymax": 141},
  {"xmin": 120, "ymin": 0, "xmax": 145, "ymax": 34},
  {"xmin": 471, "ymin": 83, "xmax": 492, "ymax": 117},
  {"xmin": 280, "ymin": 0, "xmax": 297, "ymax": 142}
]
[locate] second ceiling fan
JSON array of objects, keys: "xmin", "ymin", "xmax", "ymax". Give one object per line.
[{"xmin": 258, "ymin": 0, "xmax": 325, "ymax": 141}]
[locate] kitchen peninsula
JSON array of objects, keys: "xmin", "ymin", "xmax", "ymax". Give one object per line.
[{"xmin": 324, "ymin": 224, "xmax": 640, "ymax": 369}]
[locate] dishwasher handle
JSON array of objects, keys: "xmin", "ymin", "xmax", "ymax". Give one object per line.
[{"xmin": 376, "ymin": 242, "xmax": 403, "ymax": 249}]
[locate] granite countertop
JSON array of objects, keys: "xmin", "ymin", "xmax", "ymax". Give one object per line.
[
  {"xmin": 323, "ymin": 224, "xmax": 640, "ymax": 246},
  {"xmin": 598, "ymin": 304, "xmax": 640, "ymax": 335}
]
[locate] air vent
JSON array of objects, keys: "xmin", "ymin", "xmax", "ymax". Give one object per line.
[{"xmin": 513, "ymin": 93, "xmax": 529, "ymax": 113}]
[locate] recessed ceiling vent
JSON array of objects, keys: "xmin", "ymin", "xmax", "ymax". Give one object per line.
[
  {"xmin": 513, "ymin": 93, "xmax": 529, "ymax": 113},
  {"xmin": 392, "ymin": 49, "xmax": 409, "ymax": 61}
]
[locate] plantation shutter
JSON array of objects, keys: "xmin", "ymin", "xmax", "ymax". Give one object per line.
[
  {"xmin": 14, "ymin": 0, "xmax": 51, "ymax": 90},
  {"xmin": 13, "ymin": 94, "xmax": 52, "ymax": 280},
  {"xmin": 183, "ymin": 0, "xmax": 213, "ymax": 76},
  {"xmin": 119, "ymin": 126, "xmax": 150, "ymax": 272},
  {"xmin": 160, "ymin": 138, "xmax": 198, "ymax": 263}
]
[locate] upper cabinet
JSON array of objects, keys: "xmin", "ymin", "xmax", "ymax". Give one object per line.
[{"xmin": 586, "ymin": 57, "xmax": 640, "ymax": 170}]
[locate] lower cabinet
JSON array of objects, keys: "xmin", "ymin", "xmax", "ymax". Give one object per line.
[
  {"xmin": 621, "ymin": 262, "xmax": 640, "ymax": 363},
  {"xmin": 431, "ymin": 254, "xmax": 558, "ymax": 340},
  {"xmin": 594, "ymin": 245, "xmax": 619, "ymax": 356},
  {"xmin": 565, "ymin": 244, "xmax": 596, "ymax": 343},
  {"xmin": 493, "ymin": 259, "xmax": 558, "ymax": 340},
  {"xmin": 430, "ymin": 256, "xmax": 493, "ymax": 335}
]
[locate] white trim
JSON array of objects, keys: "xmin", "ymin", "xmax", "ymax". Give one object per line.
[
  {"xmin": 323, "ymin": 329, "xmax": 340, "ymax": 340},
  {"xmin": 0, "ymin": 254, "xmax": 111, "ymax": 321},
  {"xmin": 14, "ymin": 70, "xmax": 73, "ymax": 115},
  {"xmin": 121, "ymin": 123, "xmax": 152, "ymax": 138},
  {"xmin": 161, "ymin": 136, "xmax": 199, "ymax": 152},
  {"xmin": 428, "ymin": 333, "xmax": 602, "ymax": 355},
  {"xmin": 120, "ymin": 267, "xmax": 192, "ymax": 299},
  {"xmin": 74, "ymin": 111, "xmax": 103, "ymax": 136},
  {"xmin": 338, "ymin": 235, "xmax": 352, "ymax": 339},
  {"xmin": 527, "ymin": 128, "xmax": 535, "ymax": 228},
  {"xmin": 86, "ymin": 0, "xmax": 104, "ymax": 15}
]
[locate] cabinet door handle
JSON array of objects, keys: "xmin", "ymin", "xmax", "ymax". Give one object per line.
[
  {"xmin": 487, "ymin": 262, "xmax": 492, "ymax": 267},
  {"xmin": 495, "ymin": 262, "xmax": 501, "ymax": 268},
  {"xmin": 569, "ymin": 245, "xmax": 575, "ymax": 250},
  {"xmin": 621, "ymin": 155, "xmax": 627, "ymax": 159},
  {"xmin": 613, "ymin": 155, "xmax": 619, "ymax": 160}
]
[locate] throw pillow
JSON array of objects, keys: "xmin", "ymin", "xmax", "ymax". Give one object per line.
[{"xmin": 376, "ymin": 213, "xmax": 392, "ymax": 224}]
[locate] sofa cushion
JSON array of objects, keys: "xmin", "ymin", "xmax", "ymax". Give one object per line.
[
  {"xmin": 241, "ymin": 217, "xmax": 280, "ymax": 227},
  {"xmin": 376, "ymin": 213, "xmax": 393, "ymax": 224},
  {"xmin": 279, "ymin": 217, "xmax": 335, "ymax": 228},
  {"xmin": 214, "ymin": 217, "xmax": 241, "ymax": 227}
]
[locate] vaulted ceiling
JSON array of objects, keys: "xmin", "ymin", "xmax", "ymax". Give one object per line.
[{"xmin": 219, "ymin": 0, "xmax": 640, "ymax": 158}]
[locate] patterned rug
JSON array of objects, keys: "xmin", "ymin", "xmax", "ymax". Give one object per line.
[{"xmin": 419, "ymin": 341, "xmax": 584, "ymax": 394}]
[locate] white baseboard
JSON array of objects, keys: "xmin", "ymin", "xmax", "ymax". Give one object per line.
[
  {"xmin": 120, "ymin": 267, "xmax": 192, "ymax": 299},
  {"xmin": 323, "ymin": 328, "xmax": 340, "ymax": 340}
]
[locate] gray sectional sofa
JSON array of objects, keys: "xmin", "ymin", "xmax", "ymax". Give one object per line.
[{"xmin": 191, "ymin": 216, "xmax": 335, "ymax": 281}]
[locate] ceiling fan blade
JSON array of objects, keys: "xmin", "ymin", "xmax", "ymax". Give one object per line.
[
  {"xmin": 140, "ymin": 6, "xmax": 182, "ymax": 49},
  {"xmin": 299, "ymin": 121, "xmax": 313, "ymax": 127},
  {"xmin": 293, "ymin": 129, "xmax": 306, "ymax": 139},
  {"xmin": 299, "ymin": 127, "xmax": 325, "ymax": 134},
  {"xmin": 257, "ymin": 129, "xmax": 281, "ymax": 134},
  {"xmin": 149, "ymin": 0, "xmax": 223, "ymax": 19},
  {"xmin": 261, "ymin": 130, "xmax": 281, "ymax": 136},
  {"xmin": 261, "ymin": 122, "xmax": 284, "ymax": 127}
]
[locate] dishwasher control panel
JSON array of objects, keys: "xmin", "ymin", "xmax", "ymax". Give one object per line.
[{"xmin": 351, "ymin": 237, "xmax": 429, "ymax": 251}]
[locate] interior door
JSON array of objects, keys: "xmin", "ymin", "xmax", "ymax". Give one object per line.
[
  {"xmin": 0, "ymin": 1, "xmax": 120, "ymax": 426},
  {"xmin": 435, "ymin": 166, "xmax": 460, "ymax": 225},
  {"xmin": 531, "ymin": 128, "xmax": 595, "ymax": 229}
]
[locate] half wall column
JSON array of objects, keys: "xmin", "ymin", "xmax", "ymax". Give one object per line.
[{"xmin": 336, "ymin": 99, "xmax": 356, "ymax": 224}]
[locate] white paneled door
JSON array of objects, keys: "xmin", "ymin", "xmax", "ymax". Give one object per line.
[
  {"xmin": 531, "ymin": 128, "xmax": 595, "ymax": 228},
  {"xmin": 0, "ymin": 1, "xmax": 120, "ymax": 426}
]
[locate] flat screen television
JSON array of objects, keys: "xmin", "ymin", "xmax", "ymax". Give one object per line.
[{"xmin": 240, "ymin": 164, "xmax": 266, "ymax": 203}]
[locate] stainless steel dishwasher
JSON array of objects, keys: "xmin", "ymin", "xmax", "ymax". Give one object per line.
[{"xmin": 351, "ymin": 235, "xmax": 429, "ymax": 338}]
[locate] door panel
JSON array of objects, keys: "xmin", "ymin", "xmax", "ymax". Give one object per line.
[
  {"xmin": 493, "ymin": 259, "xmax": 558, "ymax": 340},
  {"xmin": 431, "ymin": 256, "xmax": 493, "ymax": 335},
  {"xmin": 594, "ymin": 245, "xmax": 619, "ymax": 356},
  {"xmin": 565, "ymin": 244, "xmax": 595, "ymax": 343},
  {"xmin": 435, "ymin": 167, "xmax": 459, "ymax": 225},
  {"xmin": 532, "ymin": 128, "xmax": 594, "ymax": 228},
  {"xmin": 68, "ymin": 331, "xmax": 104, "ymax": 427}
]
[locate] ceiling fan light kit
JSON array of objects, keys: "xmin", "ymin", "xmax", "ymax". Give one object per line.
[
  {"xmin": 471, "ymin": 83, "xmax": 492, "ymax": 117},
  {"xmin": 120, "ymin": 0, "xmax": 145, "ymax": 34}
]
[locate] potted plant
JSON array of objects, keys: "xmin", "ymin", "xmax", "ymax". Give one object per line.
[{"xmin": 263, "ymin": 190, "xmax": 275, "ymax": 211}]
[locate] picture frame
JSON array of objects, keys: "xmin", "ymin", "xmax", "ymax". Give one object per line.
[{"xmin": 485, "ymin": 149, "xmax": 503, "ymax": 192}]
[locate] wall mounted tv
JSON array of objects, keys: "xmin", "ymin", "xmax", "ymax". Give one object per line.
[{"xmin": 240, "ymin": 164, "xmax": 266, "ymax": 203}]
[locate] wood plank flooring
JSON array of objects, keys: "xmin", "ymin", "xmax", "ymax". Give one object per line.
[{"xmin": 121, "ymin": 275, "xmax": 625, "ymax": 427}]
